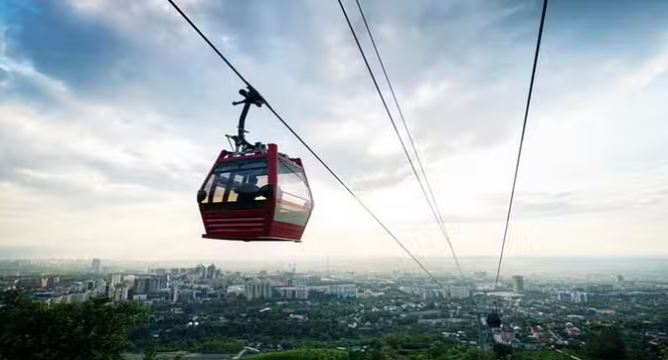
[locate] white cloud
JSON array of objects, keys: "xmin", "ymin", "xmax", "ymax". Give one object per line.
[{"xmin": 2, "ymin": 1, "xmax": 668, "ymax": 263}]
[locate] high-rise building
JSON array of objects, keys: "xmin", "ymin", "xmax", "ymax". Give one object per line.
[
  {"xmin": 556, "ymin": 290, "xmax": 570, "ymax": 302},
  {"xmin": 276, "ymin": 286, "xmax": 309, "ymax": 299},
  {"xmin": 179, "ymin": 289, "xmax": 194, "ymax": 303},
  {"xmin": 96, "ymin": 279, "xmax": 107, "ymax": 296},
  {"xmin": 17, "ymin": 278, "xmax": 47, "ymax": 289},
  {"xmin": 113, "ymin": 285, "xmax": 129, "ymax": 302},
  {"xmin": 91, "ymin": 258, "xmax": 102, "ymax": 274},
  {"xmin": 134, "ymin": 276, "xmax": 159, "ymax": 294},
  {"xmin": 171, "ymin": 283, "xmax": 179, "ymax": 303},
  {"xmin": 156, "ymin": 275, "xmax": 168, "ymax": 290},
  {"xmin": 109, "ymin": 274, "xmax": 122, "ymax": 288},
  {"xmin": 148, "ymin": 277, "xmax": 159, "ymax": 294},
  {"xmin": 244, "ymin": 278, "xmax": 273, "ymax": 300},
  {"xmin": 206, "ymin": 264, "xmax": 217, "ymax": 279},
  {"xmin": 571, "ymin": 291, "xmax": 588, "ymax": 303},
  {"xmin": 449, "ymin": 286, "xmax": 471, "ymax": 299},
  {"xmin": 195, "ymin": 264, "xmax": 206, "ymax": 279},
  {"xmin": 512, "ymin": 275, "xmax": 524, "ymax": 293},
  {"xmin": 617, "ymin": 275, "xmax": 625, "ymax": 283},
  {"xmin": 46, "ymin": 277, "xmax": 60, "ymax": 288}
]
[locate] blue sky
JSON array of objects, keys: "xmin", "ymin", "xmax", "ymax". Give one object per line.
[{"xmin": 1, "ymin": 0, "xmax": 668, "ymax": 272}]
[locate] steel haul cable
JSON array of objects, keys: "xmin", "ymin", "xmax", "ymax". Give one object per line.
[
  {"xmin": 338, "ymin": 2, "xmax": 487, "ymax": 357},
  {"xmin": 494, "ymin": 0, "xmax": 549, "ymax": 289},
  {"xmin": 336, "ymin": 0, "xmax": 466, "ymax": 280},
  {"xmin": 167, "ymin": 0, "xmax": 449, "ymax": 293}
]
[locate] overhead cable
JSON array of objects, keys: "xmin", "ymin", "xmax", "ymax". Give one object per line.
[
  {"xmin": 337, "ymin": 0, "xmax": 465, "ymax": 279},
  {"xmin": 494, "ymin": 0, "xmax": 549, "ymax": 288},
  {"xmin": 342, "ymin": 4, "xmax": 486, "ymax": 358},
  {"xmin": 167, "ymin": 0, "xmax": 449, "ymax": 293}
]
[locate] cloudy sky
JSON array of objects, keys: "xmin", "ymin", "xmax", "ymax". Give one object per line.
[{"xmin": 1, "ymin": 0, "xmax": 668, "ymax": 272}]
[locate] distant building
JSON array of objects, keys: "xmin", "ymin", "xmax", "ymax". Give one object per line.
[
  {"xmin": 134, "ymin": 277, "xmax": 149, "ymax": 294},
  {"xmin": 91, "ymin": 258, "xmax": 102, "ymax": 274},
  {"xmin": 327, "ymin": 283, "xmax": 357, "ymax": 298},
  {"xmin": 46, "ymin": 277, "xmax": 60, "ymax": 288},
  {"xmin": 245, "ymin": 278, "xmax": 273, "ymax": 300},
  {"xmin": 95, "ymin": 279, "xmax": 107, "ymax": 296},
  {"xmin": 556, "ymin": 290, "xmax": 571, "ymax": 302},
  {"xmin": 170, "ymin": 283, "xmax": 179, "ymax": 303},
  {"xmin": 178, "ymin": 289, "xmax": 194, "ymax": 303},
  {"xmin": 113, "ymin": 285, "xmax": 129, "ymax": 302},
  {"xmin": 276, "ymin": 286, "xmax": 309, "ymax": 300},
  {"xmin": 227, "ymin": 285, "xmax": 245, "ymax": 297},
  {"xmin": 512, "ymin": 276, "xmax": 524, "ymax": 293},
  {"xmin": 134, "ymin": 276, "xmax": 161, "ymax": 295},
  {"xmin": 195, "ymin": 264, "xmax": 206, "ymax": 279},
  {"xmin": 598, "ymin": 284, "xmax": 614, "ymax": 292},
  {"xmin": 206, "ymin": 264, "xmax": 217, "ymax": 279},
  {"xmin": 69, "ymin": 292, "xmax": 91, "ymax": 304},
  {"xmin": 449, "ymin": 286, "xmax": 470, "ymax": 299},
  {"xmin": 109, "ymin": 274, "xmax": 122, "ymax": 288},
  {"xmin": 275, "ymin": 284, "xmax": 357, "ymax": 300},
  {"xmin": 571, "ymin": 291, "xmax": 588, "ymax": 303},
  {"xmin": 156, "ymin": 275, "xmax": 169, "ymax": 290},
  {"xmin": 71, "ymin": 282, "xmax": 86, "ymax": 293},
  {"xmin": 617, "ymin": 275, "xmax": 624, "ymax": 283},
  {"xmin": 17, "ymin": 277, "xmax": 47, "ymax": 289}
]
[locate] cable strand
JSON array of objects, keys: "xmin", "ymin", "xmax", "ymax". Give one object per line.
[
  {"xmin": 167, "ymin": 0, "xmax": 448, "ymax": 293},
  {"xmin": 494, "ymin": 0, "xmax": 549, "ymax": 288},
  {"xmin": 353, "ymin": 0, "xmax": 462, "ymax": 277},
  {"xmin": 337, "ymin": 0, "xmax": 465, "ymax": 279},
  {"xmin": 347, "ymin": 3, "xmax": 483, "ymax": 358}
]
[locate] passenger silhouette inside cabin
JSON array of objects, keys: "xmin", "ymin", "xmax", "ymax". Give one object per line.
[{"xmin": 236, "ymin": 175, "xmax": 260, "ymax": 204}]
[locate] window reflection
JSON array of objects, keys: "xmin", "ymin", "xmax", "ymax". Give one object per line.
[
  {"xmin": 200, "ymin": 158, "xmax": 269, "ymax": 209},
  {"xmin": 275, "ymin": 158, "xmax": 312, "ymax": 226}
]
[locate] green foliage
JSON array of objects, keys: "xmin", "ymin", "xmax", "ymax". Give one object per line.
[
  {"xmin": 586, "ymin": 326, "xmax": 627, "ymax": 360},
  {"xmin": 0, "ymin": 290, "xmax": 147, "ymax": 360},
  {"xmin": 428, "ymin": 341, "xmax": 447, "ymax": 358},
  {"xmin": 143, "ymin": 341, "xmax": 158, "ymax": 360},
  {"xmin": 198, "ymin": 337, "xmax": 244, "ymax": 353},
  {"xmin": 493, "ymin": 343, "xmax": 513, "ymax": 359},
  {"xmin": 251, "ymin": 349, "xmax": 349, "ymax": 360}
]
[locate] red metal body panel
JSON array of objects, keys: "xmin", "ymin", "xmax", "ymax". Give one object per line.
[
  {"xmin": 198, "ymin": 143, "xmax": 312, "ymax": 242},
  {"xmin": 270, "ymin": 221, "xmax": 306, "ymax": 242}
]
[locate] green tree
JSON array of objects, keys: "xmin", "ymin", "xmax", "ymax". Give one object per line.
[
  {"xmin": 429, "ymin": 341, "xmax": 448, "ymax": 358},
  {"xmin": 143, "ymin": 340, "xmax": 158, "ymax": 360},
  {"xmin": 586, "ymin": 326, "xmax": 627, "ymax": 360},
  {"xmin": 492, "ymin": 344, "xmax": 513, "ymax": 359},
  {"xmin": 0, "ymin": 290, "xmax": 147, "ymax": 360},
  {"xmin": 252, "ymin": 349, "xmax": 349, "ymax": 359}
]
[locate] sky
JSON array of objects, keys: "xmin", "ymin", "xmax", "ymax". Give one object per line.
[{"xmin": 1, "ymin": 0, "xmax": 668, "ymax": 274}]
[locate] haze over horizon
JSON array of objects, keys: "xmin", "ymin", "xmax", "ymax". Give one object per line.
[{"xmin": 2, "ymin": 0, "xmax": 668, "ymax": 277}]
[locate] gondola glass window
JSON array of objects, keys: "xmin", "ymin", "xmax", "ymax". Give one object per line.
[
  {"xmin": 201, "ymin": 158, "xmax": 269, "ymax": 208},
  {"xmin": 275, "ymin": 158, "xmax": 312, "ymax": 226}
]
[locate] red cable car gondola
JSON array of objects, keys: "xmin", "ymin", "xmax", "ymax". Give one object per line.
[{"xmin": 197, "ymin": 87, "xmax": 313, "ymax": 242}]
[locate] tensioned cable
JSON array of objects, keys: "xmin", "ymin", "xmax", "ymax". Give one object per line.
[
  {"xmin": 343, "ymin": 5, "xmax": 485, "ymax": 358},
  {"xmin": 494, "ymin": 0, "xmax": 549, "ymax": 288},
  {"xmin": 337, "ymin": 0, "xmax": 445, "ymax": 267},
  {"xmin": 167, "ymin": 0, "xmax": 448, "ymax": 292},
  {"xmin": 336, "ymin": 0, "xmax": 465, "ymax": 279},
  {"xmin": 353, "ymin": 0, "xmax": 464, "ymax": 279}
]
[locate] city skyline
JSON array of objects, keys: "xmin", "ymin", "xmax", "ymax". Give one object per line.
[{"xmin": 2, "ymin": 0, "xmax": 668, "ymax": 263}]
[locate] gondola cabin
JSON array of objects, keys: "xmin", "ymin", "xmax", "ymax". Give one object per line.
[
  {"xmin": 197, "ymin": 143, "xmax": 313, "ymax": 242},
  {"xmin": 486, "ymin": 312, "xmax": 502, "ymax": 328}
]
